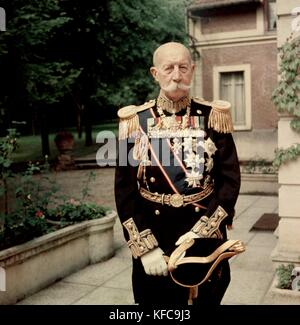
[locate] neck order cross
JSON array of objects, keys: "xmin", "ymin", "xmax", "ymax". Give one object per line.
[{"xmin": 156, "ymin": 95, "xmax": 191, "ymax": 131}]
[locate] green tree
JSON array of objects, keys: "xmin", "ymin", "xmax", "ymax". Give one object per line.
[
  {"xmin": 57, "ymin": 0, "xmax": 111, "ymax": 145},
  {"xmin": 0, "ymin": 0, "xmax": 189, "ymax": 155},
  {"xmin": 97, "ymin": 0, "xmax": 189, "ymax": 110},
  {"xmin": 60, "ymin": 0, "xmax": 189, "ymax": 144},
  {"xmin": 0, "ymin": 0, "xmax": 81, "ymax": 155}
]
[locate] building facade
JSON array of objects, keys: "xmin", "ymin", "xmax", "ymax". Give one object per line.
[
  {"xmin": 187, "ymin": 0, "xmax": 278, "ymax": 162},
  {"xmin": 271, "ymin": 0, "xmax": 300, "ymax": 273}
]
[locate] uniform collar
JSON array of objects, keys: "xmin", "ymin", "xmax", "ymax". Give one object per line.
[{"xmin": 157, "ymin": 93, "xmax": 190, "ymax": 114}]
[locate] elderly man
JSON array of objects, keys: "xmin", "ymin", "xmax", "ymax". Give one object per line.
[{"xmin": 114, "ymin": 42, "xmax": 241, "ymax": 305}]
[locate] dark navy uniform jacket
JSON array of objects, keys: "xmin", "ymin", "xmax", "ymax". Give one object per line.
[{"xmin": 115, "ymin": 98, "xmax": 241, "ymax": 259}]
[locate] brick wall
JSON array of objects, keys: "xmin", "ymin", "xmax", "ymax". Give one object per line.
[
  {"xmin": 201, "ymin": 42, "xmax": 278, "ymax": 129},
  {"xmin": 201, "ymin": 9, "xmax": 257, "ymax": 34}
]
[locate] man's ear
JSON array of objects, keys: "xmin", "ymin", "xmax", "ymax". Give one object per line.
[
  {"xmin": 191, "ymin": 63, "xmax": 195, "ymax": 74},
  {"xmin": 150, "ymin": 66, "xmax": 158, "ymax": 81}
]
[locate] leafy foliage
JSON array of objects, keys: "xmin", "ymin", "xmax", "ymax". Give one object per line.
[
  {"xmin": 290, "ymin": 118, "xmax": 300, "ymax": 133},
  {"xmin": 25, "ymin": 62, "xmax": 82, "ymax": 105},
  {"xmin": 242, "ymin": 158, "xmax": 277, "ymax": 174},
  {"xmin": 0, "ymin": 129, "xmax": 18, "ymax": 215},
  {"xmin": 272, "ymin": 36, "xmax": 300, "ymax": 167},
  {"xmin": 273, "ymin": 144, "xmax": 300, "ymax": 168},
  {"xmin": 98, "ymin": 0, "xmax": 189, "ymax": 108},
  {"xmin": 276, "ymin": 263, "xmax": 295, "ymax": 290},
  {"xmin": 0, "ymin": 159, "xmax": 56, "ymax": 250},
  {"xmin": 0, "ymin": 137, "xmax": 109, "ymax": 250},
  {"xmin": 0, "ymin": 0, "xmax": 189, "ymax": 136},
  {"xmin": 48, "ymin": 200, "xmax": 108, "ymax": 225},
  {"xmin": 0, "ymin": 129, "xmax": 18, "ymax": 178},
  {"xmin": 3, "ymin": 0, "xmax": 81, "ymax": 105},
  {"xmin": 271, "ymin": 39, "xmax": 300, "ymax": 118}
]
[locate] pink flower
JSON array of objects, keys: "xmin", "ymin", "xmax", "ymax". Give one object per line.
[
  {"xmin": 68, "ymin": 198, "xmax": 80, "ymax": 206},
  {"xmin": 35, "ymin": 211, "xmax": 44, "ymax": 218}
]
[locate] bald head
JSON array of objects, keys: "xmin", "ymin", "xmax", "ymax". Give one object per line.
[
  {"xmin": 150, "ymin": 42, "xmax": 195, "ymax": 102},
  {"xmin": 153, "ymin": 42, "xmax": 192, "ymax": 68}
]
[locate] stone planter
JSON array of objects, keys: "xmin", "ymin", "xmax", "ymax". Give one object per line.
[
  {"xmin": 0, "ymin": 210, "xmax": 117, "ymax": 305},
  {"xmin": 240, "ymin": 173, "xmax": 279, "ymax": 195},
  {"xmin": 263, "ymin": 276, "xmax": 300, "ymax": 305}
]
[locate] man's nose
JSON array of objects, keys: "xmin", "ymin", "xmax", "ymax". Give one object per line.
[{"xmin": 172, "ymin": 66, "xmax": 181, "ymax": 82}]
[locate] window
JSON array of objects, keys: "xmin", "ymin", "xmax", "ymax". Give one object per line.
[
  {"xmin": 268, "ymin": 0, "xmax": 277, "ymax": 31},
  {"xmin": 213, "ymin": 65, "xmax": 251, "ymax": 130},
  {"xmin": 220, "ymin": 72, "xmax": 245, "ymax": 127}
]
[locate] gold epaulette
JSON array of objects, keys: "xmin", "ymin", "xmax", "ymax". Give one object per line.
[
  {"xmin": 192, "ymin": 96, "xmax": 212, "ymax": 107},
  {"xmin": 117, "ymin": 100, "xmax": 155, "ymax": 139},
  {"xmin": 193, "ymin": 97, "xmax": 233, "ymax": 133},
  {"xmin": 208, "ymin": 100, "xmax": 233, "ymax": 134}
]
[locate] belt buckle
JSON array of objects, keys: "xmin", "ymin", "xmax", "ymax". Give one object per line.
[{"xmin": 169, "ymin": 194, "xmax": 184, "ymax": 208}]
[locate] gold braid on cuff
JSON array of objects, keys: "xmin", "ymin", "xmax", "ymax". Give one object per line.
[
  {"xmin": 192, "ymin": 205, "xmax": 228, "ymax": 239},
  {"xmin": 123, "ymin": 218, "xmax": 158, "ymax": 259}
]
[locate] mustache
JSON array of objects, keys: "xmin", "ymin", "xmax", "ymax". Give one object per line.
[{"xmin": 161, "ymin": 82, "xmax": 192, "ymax": 92}]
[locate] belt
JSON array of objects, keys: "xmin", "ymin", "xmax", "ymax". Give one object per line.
[{"xmin": 139, "ymin": 184, "xmax": 213, "ymax": 208}]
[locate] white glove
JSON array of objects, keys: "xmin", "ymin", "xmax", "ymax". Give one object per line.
[
  {"xmin": 175, "ymin": 231, "xmax": 200, "ymax": 246},
  {"xmin": 140, "ymin": 247, "xmax": 168, "ymax": 276}
]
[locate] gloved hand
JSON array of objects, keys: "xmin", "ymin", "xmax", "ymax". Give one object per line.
[
  {"xmin": 140, "ymin": 247, "xmax": 168, "ymax": 276},
  {"xmin": 175, "ymin": 231, "xmax": 200, "ymax": 246}
]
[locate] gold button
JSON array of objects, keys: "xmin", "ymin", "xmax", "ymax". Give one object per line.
[
  {"xmin": 150, "ymin": 177, "xmax": 155, "ymax": 183},
  {"xmin": 195, "ymin": 207, "xmax": 200, "ymax": 212},
  {"xmin": 197, "ymin": 110, "xmax": 202, "ymax": 115},
  {"xmin": 154, "ymin": 209, "xmax": 160, "ymax": 215}
]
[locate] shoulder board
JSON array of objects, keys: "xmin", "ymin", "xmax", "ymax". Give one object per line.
[
  {"xmin": 117, "ymin": 105, "xmax": 137, "ymax": 119},
  {"xmin": 208, "ymin": 99, "xmax": 233, "ymax": 134},
  {"xmin": 192, "ymin": 96, "xmax": 211, "ymax": 106},
  {"xmin": 117, "ymin": 100, "xmax": 155, "ymax": 140},
  {"xmin": 211, "ymin": 99, "xmax": 231, "ymax": 111},
  {"xmin": 117, "ymin": 99, "xmax": 155, "ymax": 119},
  {"xmin": 136, "ymin": 99, "xmax": 156, "ymax": 113}
]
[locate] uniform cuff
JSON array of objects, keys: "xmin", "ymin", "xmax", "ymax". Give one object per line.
[
  {"xmin": 123, "ymin": 218, "xmax": 158, "ymax": 259},
  {"xmin": 192, "ymin": 205, "xmax": 228, "ymax": 239}
]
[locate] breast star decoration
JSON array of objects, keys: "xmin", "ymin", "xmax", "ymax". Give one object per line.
[
  {"xmin": 204, "ymin": 137, "xmax": 217, "ymax": 157},
  {"xmin": 171, "ymin": 137, "xmax": 182, "ymax": 155},
  {"xmin": 184, "ymin": 136, "xmax": 218, "ymax": 188},
  {"xmin": 185, "ymin": 169, "xmax": 203, "ymax": 187}
]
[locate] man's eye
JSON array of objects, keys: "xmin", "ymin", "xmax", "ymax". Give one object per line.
[{"xmin": 180, "ymin": 66, "xmax": 188, "ymax": 72}]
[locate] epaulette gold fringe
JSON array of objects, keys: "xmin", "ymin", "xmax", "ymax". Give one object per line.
[
  {"xmin": 208, "ymin": 100, "xmax": 234, "ymax": 134},
  {"xmin": 118, "ymin": 115, "xmax": 140, "ymax": 140},
  {"xmin": 117, "ymin": 105, "xmax": 139, "ymax": 140},
  {"xmin": 117, "ymin": 100, "xmax": 155, "ymax": 140}
]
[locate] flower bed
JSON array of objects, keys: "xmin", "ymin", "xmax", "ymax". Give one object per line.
[
  {"xmin": 263, "ymin": 275, "xmax": 300, "ymax": 305},
  {"xmin": 0, "ymin": 133, "xmax": 117, "ymax": 304},
  {"xmin": 0, "ymin": 210, "xmax": 117, "ymax": 305}
]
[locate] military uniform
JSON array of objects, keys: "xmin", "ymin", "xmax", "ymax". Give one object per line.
[{"xmin": 114, "ymin": 95, "xmax": 241, "ymax": 305}]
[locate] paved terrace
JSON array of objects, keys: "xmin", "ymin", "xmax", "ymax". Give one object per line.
[{"xmin": 17, "ymin": 168, "xmax": 279, "ymax": 305}]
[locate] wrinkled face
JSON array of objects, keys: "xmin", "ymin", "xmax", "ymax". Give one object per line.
[{"xmin": 150, "ymin": 43, "xmax": 195, "ymax": 102}]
